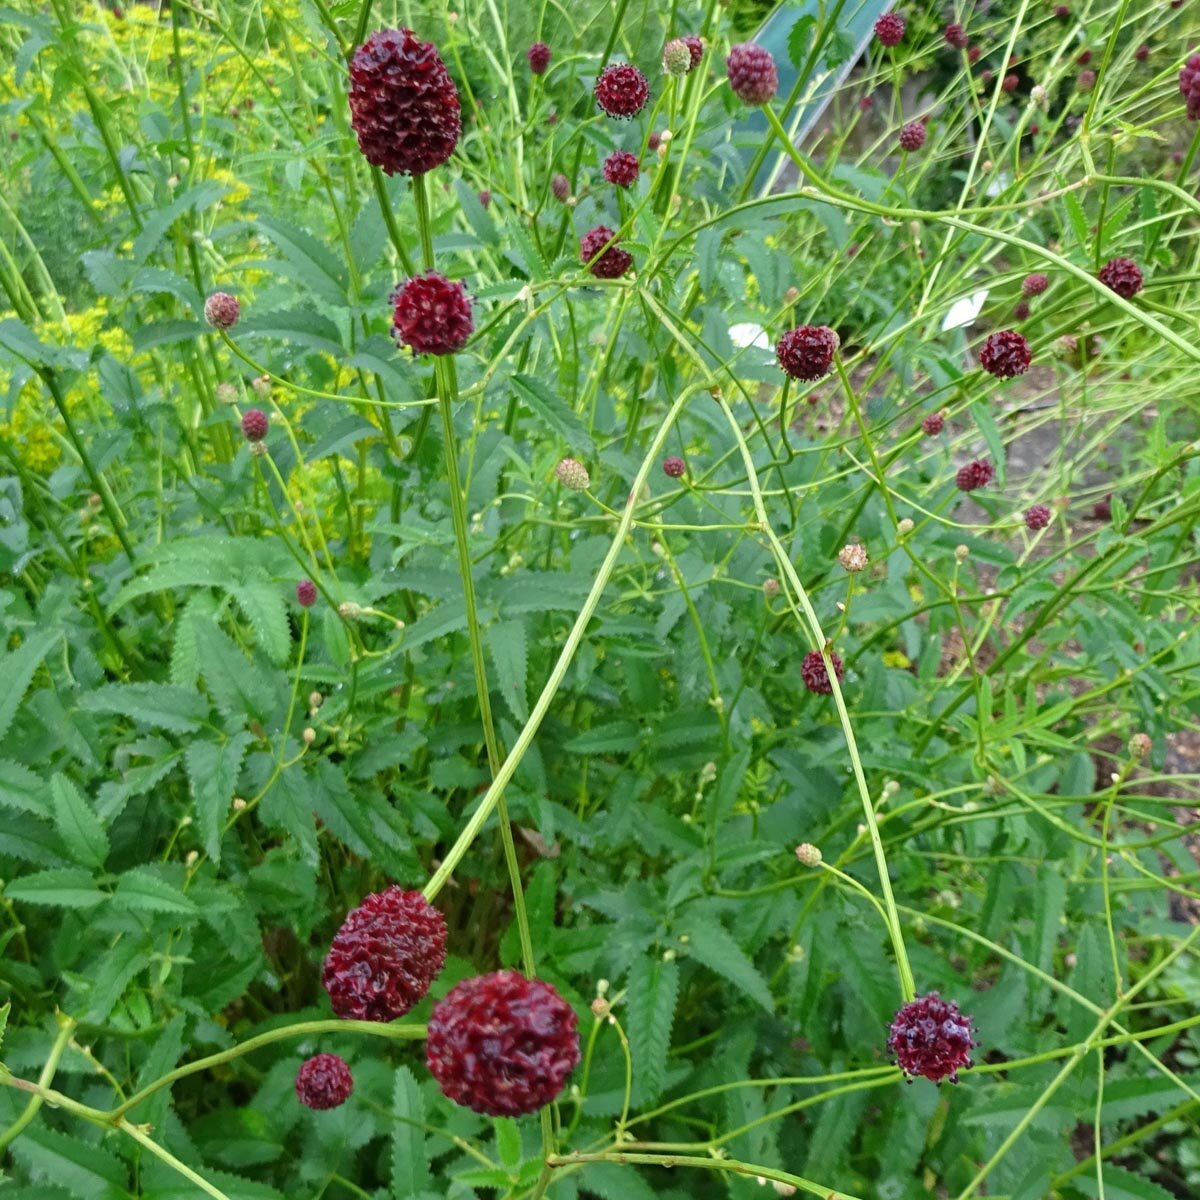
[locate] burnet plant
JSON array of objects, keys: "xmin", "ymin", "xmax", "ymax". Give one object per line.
[{"xmin": 1, "ymin": 1, "xmax": 1199, "ymax": 1199}]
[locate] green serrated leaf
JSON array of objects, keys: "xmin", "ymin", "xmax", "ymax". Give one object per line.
[
  {"xmin": 510, "ymin": 374, "xmax": 595, "ymax": 455},
  {"xmin": 680, "ymin": 916, "xmax": 773, "ymax": 1012},
  {"xmin": 50, "ymin": 775, "xmax": 108, "ymax": 869},
  {"xmin": 195, "ymin": 620, "xmax": 274, "ymax": 725},
  {"xmin": 113, "ymin": 868, "xmax": 198, "ymax": 917},
  {"xmin": 186, "ymin": 733, "xmax": 253, "ymax": 863},
  {"xmin": 7, "ymin": 1124, "xmax": 128, "ymax": 1200},
  {"xmin": 5, "ymin": 868, "xmax": 106, "ymax": 909},
  {"xmin": 233, "ymin": 582, "xmax": 291, "ymax": 666},
  {"xmin": 488, "ymin": 619, "xmax": 529, "ymax": 721},
  {"xmin": 626, "ymin": 955, "xmax": 678, "ymax": 1102},
  {"xmin": 77, "ymin": 682, "xmax": 206, "ymax": 734},
  {"xmin": 0, "ymin": 759, "xmax": 48, "ymax": 818},
  {"xmin": 391, "ymin": 1066, "xmax": 430, "ymax": 1199},
  {"xmin": 0, "ymin": 628, "xmax": 59, "ymax": 743}
]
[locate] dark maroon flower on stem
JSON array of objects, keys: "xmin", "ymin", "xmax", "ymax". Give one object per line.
[
  {"xmin": 322, "ymin": 885, "xmax": 447, "ymax": 1022},
  {"xmin": 898, "ymin": 121, "xmax": 926, "ymax": 151},
  {"xmin": 968, "ymin": 45, "xmax": 982, "ymax": 63},
  {"xmin": 241, "ymin": 408, "xmax": 268, "ymax": 442},
  {"xmin": 1002, "ymin": 72, "xmax": 1019, "ymax": 93},
  {"xmin": 858, "ymin": 95, "xmax": 874, "ymax": 112},
  {"xmin": 1013, "ymin": 301, "xmax": 1030, "ymax": 322},
  {"xmin": 943, "ymin": 23, "xmax": 968, "ymax": 50},
  {"xmin": 296, "ymin": 579, "xmax": 318, "ymax": 608},
  {"xmin": 776, "ymin": 325, "xmax": 839, "ymax": 381},
  {"xmin": 1183, "ymin": 55, "xmax": 1200, "ymax": 120},
  {"xmin": 204, "ymin": 291, "xmax": 240, "ymax": 330},
  {"xmin": 426, "ymin": 971, "xmax": 580, "ymax": 1117},
  {"xmin": 1077, "ymin": 69, "xmax": 1096, "ymax": 91},
  {"xmin": 647, "ymin": 131, "xmax": 662, "ymax": 151},
  {"xmin": 955, "ymin": 459, "xmax": 995, "ymax": 492},
  {"xmin": 603, "ymin": 149, "xmax": 639, "ymax": 187},
  {"xmin": 1092, "ymin": 493, "xmax": 1113, "ymax": 521},
  {"xmin": 888, "ymin": 992, "xmax": 976, "ymax": 1083},
  {"xmin": 979, "ymin": 329, "xmax": 1032, "ymax": 378},
  {"xmin": 349, "ymin": 29, "xmax": 461, "ymax": 176},
  {"xmin": 1024, "ymin": 504, "xmax": 1052, "ymax": 531},
  {"xmin": 478, "ymin": 190, "xmax": 491, "ymax": 209},
  {"xmin": 1077, "ymin": 49, "xmax": 1093, "ymax": 65},
  {"xmin": 1135, "ymin": 44, "xmax": 1149, "ymax": 62},
  {"xmin": 296, "ymin": 1054, "xmax": 353, "ymax": 1110},
  {"xmin": 1097, "ymin": 256, "xmax": 1144, "ymax": 299},
  {"xmin": 1054, "ymin": 4, "xmax": 1070, "ymax": 17},
  {"xmin": 921, "ymin": 412, "xmax": 945, "ymax": 436},
  {"xmin": 551, "ymin": 172, "xmax": 570, "ymax": 202},
  {"xmin": 681, "ymin": 34, "xmax": 704, "ymax": 71},
  {"xmin": 725, "ymin": 43, "xmax": 778, "ymax": 105},
  {"xmin": 595, "ymin": 63, "xmax": 649, "ymax": 118},
  {"xmin": 802, "ymin": 649, "xmax": 844, "ymax": 695},
  {"xmin": 662, "ymin": 456, "xmax": 686, "ymax": 478},
  {"xmin": 874, "ymin": 12, "xmax": 906, "ymax": 47},
  {"xmin": 1021, "ymin": 272, "xmax": 1049, "ymax": 297},
  {"xmin": 580, "ymin": 226, "xmax": 632, "ymax": 279},
  {"xmin": 391, "ymin": 273, "xmax": 473, "ymax": 356},
  {"xmin": 527, "ymin": 42, "xmax": 551, "ymax": 75}
]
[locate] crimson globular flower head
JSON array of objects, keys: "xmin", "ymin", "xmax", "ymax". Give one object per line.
[
  {"xmin": 1181, "ymin": 54, "xmax": 1200, "ymax": 119},
  {"xmin": 426, "ymin": 971, "xmax": 580, "ymax": 1116},
  {"xmin": 322, "ymin": 886, "xmax": 447, "ymax": 1022},
  {"xmin": 662, "ymin": 456, "xmax": 686, "ymax": 478},
  {"xmin": 580, "ymin": 226, "xmax": 632, "ymax": 279},
  {"xmin": 776, "ymin": 325, "xmax": 839, "ymax": 381},
  {"xmin": 391, "ymin": 273, "xmax": 473, "ymax": 355},
  {"xmin": 603, "ymin": 149, "xmax": 640, "ymax": 187},
  {"xmin": 241, "ymin": 408, "xmax": 268, "ymax": 442},
  {"xmin": 551, "ymin": 172, "xmax": 571, "ymax": 202},
  {"xmin": 527, "ymin": 42, "xmax": 551, "ymax": 75},
  {"xmin": 955, "ymin": 459, "xmax": 995, "ymax": 492},
  {"xmin": 1097, "ymin": 256, "xmax": 1144, "ymax": 299},
  {"xmin": 1024, "ymin": 504, "xmax": 1052, "ymax": 531},
  {"xmin": 801, "ymin": 649, "xmax": 844, "ymax": 695},
  {"xmin": 595, "ymin": 63, "xmax": 649, "ymax": 118},
  {"xmin": 295, "ymin": 1054, "xmax": 354, "ymax": 1110},
  {"xmin": 349, "ymin": 29, "xmax": 460, "ymax": 176},
  {"xmin": 921, "ymin": 412, "xmax": 945, "ymax": 436},
  {"xmin": 898, "ymin": 120, "xmax": 926, "ymax": 151},
  {"xmin": 943, "ymin": 23, "xmax": 968, "ymax": 50},
  {"xmin": 979, "ymin": 329, "xmax": 1031, "ymax": 378},
  {"xmin": 1021, "ymin": 272, "xmax": 1049, "ymax": 297},
  {"xmin": 725, "ymin": 43, "xmax": 777, "ymax": 105},
  {"xmin": 874, "ymin": 13, "xmax": 906, "ymax": 47},
  {"xmin": 204, "ymin": 292, "xmax": 240, "ymax": 330},
  {"xmin": 296, "ymin": 579, "xmax": 318, "ymax": 607},
  {"xmin": 682, "ymin": 35, "xmax": 704, "ymax": 71},
  {"xmin": 888, "ymin": 992, "xmax": 976, "ymax": 1083}
]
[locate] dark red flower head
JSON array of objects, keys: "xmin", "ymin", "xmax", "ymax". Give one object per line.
[
  {"xmin": 801, "ymin": 649, "xmax": 844, "ymax": 695},
  {"xmin": 943, "ymin": 23, "xmax": 968, "ymax": 50},
  {"xmin": 296, "ymin": 579, "xmax": 318, "ymax": 607},
  {"xmin": 1024, "ymin": 504, "xmax": 1052, "ymax": 531},
  {"xmin": 1092, "ymin": 493, "xmax": 1113, "ymax": 521},
  {"xmin": 1021, "ymin": 272, "xmax": 1049, "ymax": 297},
  {"xmin": 726, "ymin": 43, "xmax": 778, "ymax": 105},
  {"xmin": 979, "ymin": 329, "xmax": 1031, "ymax": 378},
  {"xmin": 888, "ymin": 992, "xmax": 976, "ymax": 1083},
  {"xmin": 662, "ymin": 456, "xmax": 686, "ymax": 478},
  {"xmin": 1077, "ymin": 68, "xmax": 1096, "ymax": 91},
  {"xmin": 595, "ymin": 63, "xmax": 649, "ymax": 118},
  {"xmin": 527, "ymin": 42, "xmax": 551, "ymax": 75},
  {"xmin": 295, "ymin": 1054, "xmax": 353, "ymax": 1110},
  {"xmin": 580, "ymin": 226, "xmax": 632, "ymax": 279},
  {"xmin": 1135, "ymin": 44, "xmax": 1149, "ymax": 62},
  {"xmin": 603, "ymin": 149, "xmax": 639, "ymax": 188},
  {"xmin": 322, "ymin": 886, "xmax": 447, "ymax": 1022},
  {"xmin": 874, "ymin": 13, "xmax": 906, "ymax": 47},
  {"xmin": 682, "ymin": 34, "xmax": 704, "ymax": 71},
  {"xmin": 1182, "ymin": 54, "xmax": 1200, "ymax": 119},
  {"xmin": 1054, "ymin": 4, "xmax": 1070, "ymax": 16},
  {"xmin": 1097, "ymin": 256, "xmax": 1143, "ymax": 299},
  {"xmin": 898, "ymin": 120, "xmax": 926, "ymax": 151},
  {"xmin": 349, "ymin": 29, "xmax": 461, "ymax": 176},
  {"xmin": 776, "ymin": 325, "xmax": 839, "ymax": 381},
  {"xmin": 426, "ymin": 971, "xmax": 580, "ymax": 1116},
  {"xmin": 391, "ymin": 272, "xmax": 473, "ymax": 355},
  {"xmin": 1002, "ymin": 72, "xmax": 1019, "ymax": 92},
  {"xmin": 955, "ymin": 459, "xmax": 995, "ymax": 492},
  {"xmin": 921, "ymin": 412, "xmax": 945, "ymax": 436},
  {"xmin": 1013, "ymin": 301, "xmax": 1030, "ymax": 322},
  {"xmin": 551, "ymin": 172, "xmax": 571, "ymax": 202},
  {"xmin": 242, "ymin": 408, "xmax": 268, "ymax": 442},
  {"xmin": 204, "ymin": 291, "xmax": 240, "ymax": 330}
]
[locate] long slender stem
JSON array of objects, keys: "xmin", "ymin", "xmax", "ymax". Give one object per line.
[{"xmin": 0, "ymin": 1015, "xmax": 76, "ymax": 1153}]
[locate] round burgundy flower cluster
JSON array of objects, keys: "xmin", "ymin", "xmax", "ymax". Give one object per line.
[
  {"xmin": 580, "ymin": 226, "xmax": 632, "ymax": 279},
  {"xmin": 322, "ymin": 886, "xmax": 447, "ymax": 1021},
  {"xmin": 551, "ymin": 172, "xmax": 571, "ymax": 202},
  {"xmin": 295, "ymin": 1054, "xmax": 354, "ymax": 1110},
  {"xmin": 426, "ymin": 971, "xmax": 580, "ymax": 1117},
  {"xmin": 602, "ymin": 149, "xmax": 639, "ymax": 188},
  {"xmin": 1024, "ymin": 504, "xmax": 1052, "ymax": 531},
  {"xmin": 801, "ymin": 649, "xmax": 844, "ymax": 695},
  {"xmin": 874, "ymin": 12, "xmax": 906, "ymax": 47},
  {"xmin": 1021, "ymin": 273, "xmax": 1049, "ymax": 297},
  {"xmin": 776, "ymin": 325, "xmax": 839, "ymax": 381},
  {"xmin": 349, "ymin": 29, "xmax": 461, "ymax": 176},
  {"xmin": 898, "ymin": 120, "xmax": 926, "ymax": 152},
  {"xmin": 241, "ymin": 409, "xmax": 269, "ymax": 442},
  {"xmin": 527, "ymin": 42, "xmax": 551, "ymax": 75},
  {"xmin": 921, "ymin": 412, "xmax": 945, "ymax": 437},
  {"xmin": 681, "ymin": 35, "xmax": 704, "ymax": 71},
  {"xmin": 1180, "ymin": 54, "xmax": 1200, "ymax": 120},
  {"xmin": 662, "ymin": 456, "xmax": 686, "ymax": 478},
  {"xmin": 979, "ymin": 329, "xmax": 1032, "ymax": 379},
  {"xmin": 296, "ymin": 579, "xmax": 318, "ymax": 608},
  {"xmin": 1097, "ymin": 256, "xmax": 1144, "ymax": 299},
  {"xmin": 595, "ymin": 63, "xmax": 649, "ymax": 118},
  {"xmin": 726, "ymin": 43, "xmax": 778, "ymax": 105},
  {"xmin": 955, "ymin": 459, "xmax": 995, "ymax": 492},
  {"xmin": 943, "ymin": 23, "xmax": 967, "ymax": 50},
  {"xmin": 204, "ymin": 291, "xmax": 240, "ymax": 330},
  {"xmin": 888, "ymin": 992, "xmax": 976, "ymax": 1083},
  {"xmin": 391, "ymin": 272, "xmax": 473, "ymax": 355}
]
